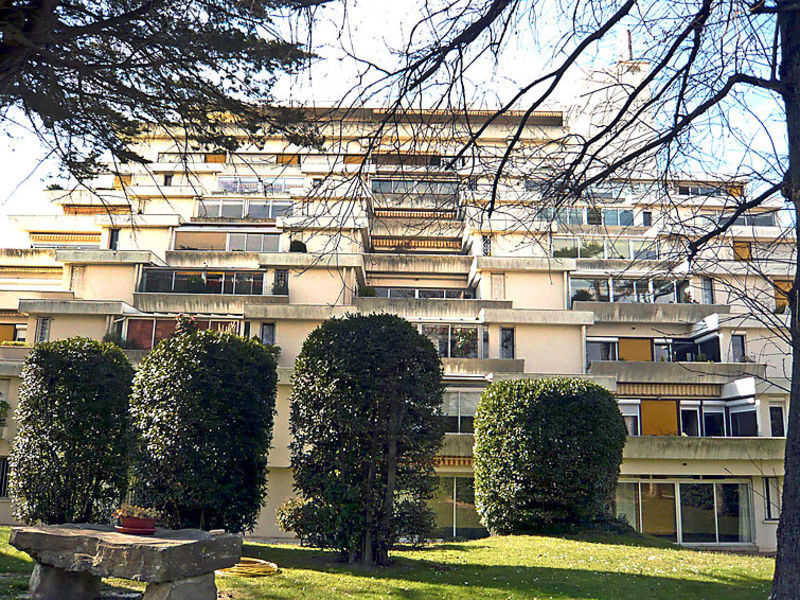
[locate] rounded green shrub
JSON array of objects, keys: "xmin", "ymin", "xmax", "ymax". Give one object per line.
[
  {"xmin": 288, "ymin": 314, "xmax": 443, "ymax": 565},
  {"xmin": 474, "ymin": 377, "xmax": 627, "ymax": 534},
  {"xmin": 130, "ymin": 328, "xmax": 277, "ymax": 532},
  {"xmin": 11, "ymin": 338, "xmax": 133, "ymax": 524}
]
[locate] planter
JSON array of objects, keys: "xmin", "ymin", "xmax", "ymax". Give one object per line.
[{"xmin": 116, "ymin": 516, "xmax": 157, "ymax": 535}]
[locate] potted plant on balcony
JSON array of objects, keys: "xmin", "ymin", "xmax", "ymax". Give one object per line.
[{"xmin": 113, "ymin": 504, "xmax": 161, "ymax": 535}]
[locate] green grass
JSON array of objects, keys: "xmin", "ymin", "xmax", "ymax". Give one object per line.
[{"xmin": 0, "ymin": 527, "xmax": 775, "ymax": 599}]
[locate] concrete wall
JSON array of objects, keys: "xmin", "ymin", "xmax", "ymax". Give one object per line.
[
  {"xmin": 504, "ymin": 271, "xmax": 566, "ymax": 309},
  {"xmin": 76, "ymin": 264, "xmax": 139, "ymax": 304},
  {"xmin": 514, "ymin": 324, "xmax": 584, "ymax": 373}
]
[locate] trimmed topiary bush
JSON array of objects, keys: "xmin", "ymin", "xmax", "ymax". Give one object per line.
[
  {"xmin": 130, "ymin": 327, "xmax": 277, "ymax": 532},
  {"xmin": 286, "ymin": 314, "xmax": 444, "ymax": 565},
  {"xmin": 11, "ymin": 338, "xmax": 133, "ymax": 524},
  {"xmin": 474, "ymin": 377, "xmax": 626, "ymax": 534}
]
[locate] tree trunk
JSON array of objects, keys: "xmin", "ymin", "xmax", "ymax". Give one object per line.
[
  {"xmin": 772, "ymin": 3, "xmax": 800, "ymax": 597},
  {"xmin": 376, "ymin": 393, "xmax": 400, "ymax": 567}
]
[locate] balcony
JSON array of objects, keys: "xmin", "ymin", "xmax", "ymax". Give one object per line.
[{"xmin": 623, "ymin": 436, "xmax": 784, "ymax": 464}]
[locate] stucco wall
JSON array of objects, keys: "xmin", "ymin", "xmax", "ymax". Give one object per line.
[
  {"xmin": 504, "ymin": 271, "xmax": 566, "ymax": 310},
  {"xmin": 513, "ymin": 324, "xmax": 584, "ymax": 374}
]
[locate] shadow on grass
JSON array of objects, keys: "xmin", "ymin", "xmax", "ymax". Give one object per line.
[{"xmin": 240, "ymin": 542, "xmax": 770, "ymax": 600}]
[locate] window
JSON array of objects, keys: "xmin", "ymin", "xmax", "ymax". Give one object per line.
[
  {"xmin": 35, "ymin": 317, "xmax": 52, "ymax": 343},
  {"xmin": 420, "ymin": 324, "xmax": 482, "ymax": 358},
  {"xmin": 603, "ymin": 208, "xmax": 634, "ymax": 226},
  {"xmin": 653, "ymin": 280, "xmax": 677, "ymax": 304},
  {"xmin": 770, "ymin": 405, "xmax": 786, "ymax": 437},
  {"xmin": 260, "ymin": 323, "xmax": 276, "ymax": 346},
  {"xmin": 642, "ymin": 211, "xmax": 652, "ymax": 227},
  {"xmin": 139, "ymin": 268, "xmax": 266, "ymax": 295},
  {"xmin": 677, "ymin": 184, "xmax": 727, "ymax": 197},
  {"xmin": 163, "ymin": 173, "xmax": 173, "ymax": 186},
  {"xmin": 109, "ymin": 228, "xmax": 120, "ymax": 250},
  {"xmin": 481, "ymin": 235, "xmax": 492, "ymax": 256},
  {"xmin": 570, "ymin": 278, "xmax": 610, "ymax": 305},
  {"xmin": 701, "ymin": 277, "xmax": 715, "ymax": 305},
  {"xmin": 631, "ymin": 240, "xmax": 658, "ymax": 260},
  {"xmin": 620, "ymin": 403, "xmax": 640, "ymax": 436},
  {"xmin": 0, "ymin": 458, "xmax": 8, "ymax": 498},
  {"xmin": 732, "ymin": 240, "xmax": 752, "ymax": 261},
  {"xmin": 586, "ymin": 339, "xmax": 618, "ymax": 367},
  {"xmin": 765, "ymin": 477, "xmax": 782, "ymax": 520},
  {"xmin": 612, "ymin": 279, "xmax": 636, "ymax": 302},
  {"xmin": 228, "ymin": 233, "xmax": 280, "ymax": 252},
  {"xmin": 653, "ymin": 341, "xmax": 672, "ymax": 362},
  {"xmin": 730, "ymin": 408, "xmax": 758, "ymax": 437},
  {"xmin": 373, "ymin": 287, "xmax": 474, "ymax": 299},
  {"xmin": 442, "ymin": 390, "xmax": 481, "ymax": 434},
  {"xmin": 272, "ymin": 269, "xmax": 289, "ymax": 295},
  {"xmin": 680, "ymin": 405, "xmax": 701, "ymax": 437},
  {"xmin": 14, "ymin": 324, "xmax": 26, "ymax": 342},
  {"xmin": 500, "ymin": 328, "xmax": 515, "ymax": 359},
  {"xmin": 587, "ymin": 207, "xmax": 602, "ymax": 225},
  {"xmin": 703, "ymin": 408, "xmax": 726, "ymax": 436},
  {"xmin": 731, "ymin": 334, "xmax": 746, "ymax": 362}
]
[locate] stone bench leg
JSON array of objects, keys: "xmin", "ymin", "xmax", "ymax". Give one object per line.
[
  {"xmin": 143, "ymin": 573, "xmax": 217, "ymax": 600},
  {"xmin": 30, "ymin": 563, "xmax": 101, "ymax": 600}
]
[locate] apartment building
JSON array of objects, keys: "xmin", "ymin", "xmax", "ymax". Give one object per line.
[{"xmin": 0, "ymin": 87, "xmax": 792, "ymax": 550}]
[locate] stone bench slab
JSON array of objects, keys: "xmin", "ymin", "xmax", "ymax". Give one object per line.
[{"xmin": 10, "ymin": 524, "xmax": 242, "ymax": 583}]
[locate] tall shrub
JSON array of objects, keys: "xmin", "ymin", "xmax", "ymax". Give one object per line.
[
  {"xmin": 11, "ymin": 338, "xmax": 133, "ymax": 524},
  {"xmin": 287, "ymin": 314, "xmax": 444, "ymax": 565},
  {"xmin": 130, "ymin": 327, "xmax": 277, "ymax": 532},
  {"xmin": 474, "ymin": 377, "xmax": 627, "ymax": 534}
]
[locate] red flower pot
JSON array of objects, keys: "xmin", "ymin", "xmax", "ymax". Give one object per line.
[{"xmin": 118, "ymin": 516, "xmax": 157, "ymax": 531}]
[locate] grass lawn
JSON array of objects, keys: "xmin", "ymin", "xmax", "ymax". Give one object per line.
[{"xmin": 0, "ymin": 526, "xmax": 774, "ymax": 599}]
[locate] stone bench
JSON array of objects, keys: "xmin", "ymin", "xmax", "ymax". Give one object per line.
[{"xmin": 10, "ymin": 524, "xmax": 242, "ymax": 600}]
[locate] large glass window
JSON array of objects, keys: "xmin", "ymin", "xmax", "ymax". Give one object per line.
[
  {"xmin": 586, "ymin": 340, "xmax": 618, "ymax": 367},
  {"xmin": 730, "ymin": 408, "xmax": 758, "ymax": 437},
  {"xmin": 612, "ymin": 279, "xmax": 636, "ymax": 302},
  {"xmin": 442, "ymin": 390, "xmax": 481, "ymax": 433},
  {"xmin": 431, "ymin": 477, "xmax": 487, "ymax": 540},
  {"xmin": 421, "ymin": 324, "xmax": 449, "ymax": 356},
  {"xmin": 653, "ymin": 280, "xmax": 677, "ymax": 303},
  {"xmin": 640, "ymin": 482, "xmax": 678, "ymax": 541},
  {"xmin": 615, "ymin": 482, "xmax": 640, "ymax": 529},
  {"xmin": 140, "ymin": 268, "xmax": 266, "ymax": 295},
  {"xmin": 500, "ymin": 328, "xmax": 515, "ymax": 359},
  {"xmin": 680, "ymin": 484, "xmax": 717, "ymax": 543},
  {"xmin": 570, "ymin": 278, "xmax": 610, "ymax": 305},
  {"xmin": 716, "ymin": 483, "xmax": 752, "ymax": 543},
  {"xmin": 680, "ymin": 406, "xmax": 701, "ymax": 437},
  {"xmin": 620, "ymin": 404, "xmax": 640, "ymax": 436},
  {"xmin": 420, "ymin": 324, "xmax": 482, "ymax": 358},
  {"xmin": 703, "ymin": 408, "xmax": 726, "ymax": 436}
]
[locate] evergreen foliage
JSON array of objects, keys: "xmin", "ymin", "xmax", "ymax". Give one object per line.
[
  {"xmin": 130, "ymin": 328, "xmax": 277, "ymax": 532},
  {"xmin": 10, "ymin": 338, "xmax": 133, "ymax": 524},
  {"xmin": 286, "ymin": 314, "xmax": 444, "ymax": 565},
  {"xmin": 474, "ymin": 377, "xmax": 626, "ymax": 534}
]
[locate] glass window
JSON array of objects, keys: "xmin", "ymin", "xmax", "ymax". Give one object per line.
[
  {"xmin": 619, "ymin": 210, "xmax": 634, "ymax": 226},
  {"xmin": 615, "ymin": 482, "xmax": 640, "ymax": 531},
  {"xmin": 620, "ymin": 404, "xmax": 640, "ymax": 436},
  {"xmin": 640, "ymin": 482, "xmax": 677, "ymax": 541},
  {"xmin": 451, "ymin": 327, "xmax": 478, "ymax": 358},
  {"xmin": 500, "ymin": 328, "xmax": 515, "ymax": 359},
  {"xmin": 272, "ymin": 201, "xmax": 293, "ymax": 217},
  {"xmin": 247, "ymin": 202, "xmax": 270, "ymax": 219},
  {"xmin": 680, "ymin": 407, "xmax": 700, "ymax": 436},
  {"xmin": 703, "ymin": 409, "xmax": 726, "ymax": 436},
  {"xmin": 680, "ymin": 483, "xmax": 717, "ymax": 543},
  {"xmin": 422, "ymin": 324, "xmax": 449, "ymax": 356},
  {"xmin": 586, "ymin": 340, "xmax": 617, "ymax": 366},
  {"xmin": 653, "ymin": 280, "xmax": 676, "ymax": 304},
  {"xmin": 260, "ymin": 323, "xmax": 275, "ymax": 345},
  {"xmin": 553, "ymin": 238, "xmax": 579, "ymax": 258},
  {"xmin": 642, "ymin": 211, "xmax": 652, "ymax": 227},
  {"xmin": 419, "ymin": 289, "xmax": 445, "ymax": 299},
  {"xmin": 580, "ymin": 238, "xmax": 605, "ymax": 258},
  {"xmin": 716, "ymin": 483, "xmax": 752, "ymax": 543},
  {"xmin": 613, "ymin": 279, "xmax": 636, "ymax": 303},
  {"xmin": 220, "ymin": 200, "xmax": 244, "ymax": 218},
  {"xmin": 634, "ymin": 280, "xmax": 651, "ymax": 303},
  {"xmin": 701, "ymin": 277, "xmax": 715, "ymax": 305},
  {"xmin": 587, "ymin": 207, "xmax": 602, "ymax": 225},
  {"xmin": 262, "ymin": 234, "xmax": 280, "ymax": 252},
  {"xmin": 731, "ymin": 334, "xmax": 746, "ymax": 362},
  {"xmin": 246, "ymin": 234, "xmax": 262, "ymax": 252},
  {"xmin": 608, "ymin": 239, "xmax": 632, "ymax": 259},
  {"xmin": 198, "ymin": 200, "xmax": 221, "ymax": 217},
  {"xmin": 229, "ymin": 233, "xmax": 246, "ymax": 251},
  {"xmin": 770, "ymin": 405, "xmax": 786, "ymax": 437},
  {"xmin": 603, "ymin": 209, "xmax": 619, "ymax": 226},
  {"xmin": 765, "ymin": 477, "xmax": 782, "ymax": 520},
  {"xmin": 730, "ymin": 409, "xmax": 758, "ymax": 437},
  {"xmin": 126, "ymin": 319, "xmax": 154, "ymax": 350},
  {"xmin": 570, "ymin": 278, "xmax": 609, "ymax": 305},
  {"xmin": 632, "ymin": 240, "xmax": 658, "ymax": 260},
  {"xmin": 654, "ymin": 342, "xmax": 672, "ymax": 362},
  {"xmin": 390, "ymin": 288, "xmax": 416, "ymax": 298}
]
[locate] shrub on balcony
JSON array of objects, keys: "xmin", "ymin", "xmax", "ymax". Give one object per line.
[
  {"xmin": 474, "ymin": 377, "xmax": 626, "ymax": 534},
  {"xmin": 285, "ymin": 314, "xmax": 443, "ymax": 565},
  {"xmin": 10, "ymin": 338, "xmax": 133, "ymax": 524},
  {"xmin": 130, "ymin": 327, "xmax": 277, "ymax": 532}
]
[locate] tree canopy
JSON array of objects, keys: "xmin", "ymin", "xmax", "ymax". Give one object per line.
[
  {"xmin": 287, "ymin": 314, "xmax": 444, "ymax": 565},
  {"xmin": 0, "ymin": 0, "xmax": 326, "ymax": 178}
]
